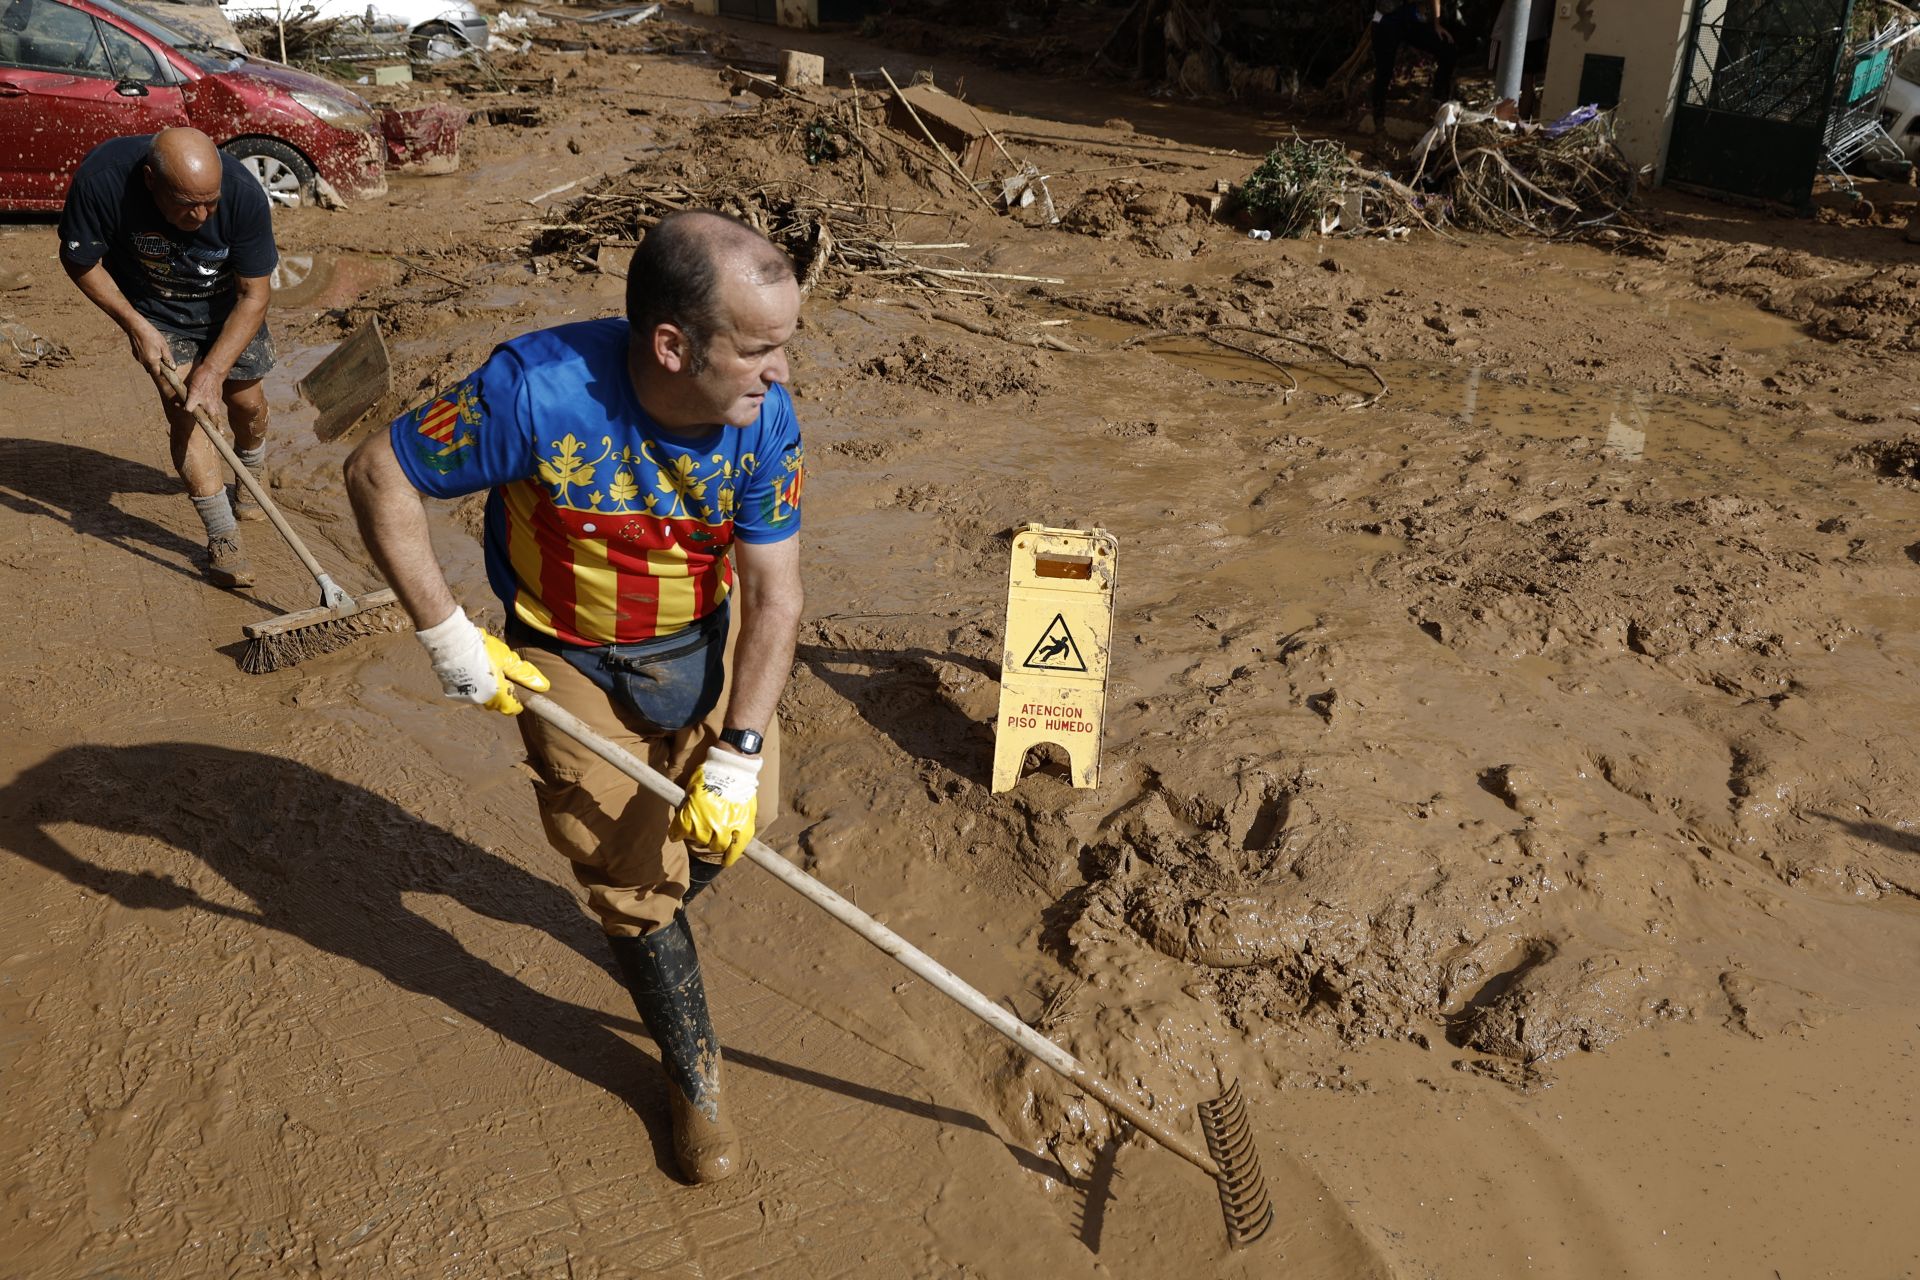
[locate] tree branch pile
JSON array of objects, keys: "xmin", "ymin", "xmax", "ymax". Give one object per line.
[
  {"xmin": 529, "ymin": 93, "xmax": 1033, "ymax": 296},
  {"xmin": 1409, "ymin": 106, "xmax": 1649, "ymax": 240}
]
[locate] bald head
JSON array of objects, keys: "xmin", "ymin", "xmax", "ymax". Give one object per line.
[
  {"xmin": 144, "ymin": 128, "xmax": 223, "ymax": 232},
  {"xmin": 626, "ymin": 210, "xmax": 795, "ymax": 372}
]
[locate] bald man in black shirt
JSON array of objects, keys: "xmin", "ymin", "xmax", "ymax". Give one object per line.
[{"xmin": 61, "ymin": 128, "xmax": 279, "ymax": 588}]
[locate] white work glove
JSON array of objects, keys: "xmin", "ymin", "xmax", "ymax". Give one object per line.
[
  {"xmin": 670, "ymin": 744, "xmax": 763, "ymax": 865},
  {"xmin": 415, "ymin": 607, "xmax": 550, "ymax": 716}
]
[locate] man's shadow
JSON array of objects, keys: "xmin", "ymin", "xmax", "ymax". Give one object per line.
[
  {"xmin": 1813, "ymin": 811, "xmax": 1920, "ymax": 858},
  {"xmin": 794, "ymin": 642, "xmax": 998, "ymax": 785},
  {"xmin": 0, "ymin": 436, "xmax": 244, "ymax": 589},
  {"xmin": 0, "ymin": 739, "xmax": 687, "ymax": 1171},
  {"xmin": 0, "ymin": 741, "xmax": 1065, "ymax": 1184}
]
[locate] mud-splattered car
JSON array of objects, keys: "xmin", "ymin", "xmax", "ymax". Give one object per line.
[{"xmin": 0, "ymin": 0, "xmax": 386, "ymax": 210}]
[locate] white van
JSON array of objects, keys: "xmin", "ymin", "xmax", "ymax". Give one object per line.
[
  {"xmin": 216, "ymin": 0, "xmax": 488, "ymax": 61},
  {"xmin": 1883, "ymin": 49, "xmax": 1920, "ymax": 164}
]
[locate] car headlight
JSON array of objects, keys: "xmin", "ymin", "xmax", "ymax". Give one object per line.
[{"xmin": 291, "ymin": 91, "xmax": 375, "ymax": 133}]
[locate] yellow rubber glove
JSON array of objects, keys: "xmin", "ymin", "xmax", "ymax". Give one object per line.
[
  {"xmin": 416, "ymin": 607, "xmax": 551, "ymax": 716},
  {"xmin": 670, "ymin": 744, "xmax": 762, "ymax": 865},
  {"xmin": 479, "ymin": 631, "xmax": 551, "ymax": 715}
]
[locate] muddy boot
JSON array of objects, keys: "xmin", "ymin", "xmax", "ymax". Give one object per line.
[
  {"xmin": 230, "ymin": 479, "xmax": 266, "ymax": 522},
  {"xmin": 683, "ymin": 854, "xmax": 727, "ymax": 907},
  {"xmin": 205, "ymin": 533, "xmax": 254, "ymax": 588},
  {"xmin": 607, "ymin": 915, "xmax": 740, "ymax": 1184}
]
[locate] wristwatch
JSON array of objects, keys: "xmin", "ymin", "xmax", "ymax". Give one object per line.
[{"xmin": 719, "ymin": 727, "xmax": 763, "ymax": 756}]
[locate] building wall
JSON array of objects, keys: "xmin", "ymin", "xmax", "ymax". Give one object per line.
[
  {"xmin": 1540, "ymin": 0, "xmax": 1700, "ymax": 181},
  {"xmin": 692, "ymin": 0, "xmax": 819, "ymax": 24}
]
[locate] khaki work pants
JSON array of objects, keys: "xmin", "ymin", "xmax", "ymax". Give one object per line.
[{"xmin": 513, "ymin": 622, "xmax": 780, "ymax": 938}]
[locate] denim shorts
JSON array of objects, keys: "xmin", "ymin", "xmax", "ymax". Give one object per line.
[{"xmin": 162, "ymin": 324, "xmax": 276, "ymax": 383}]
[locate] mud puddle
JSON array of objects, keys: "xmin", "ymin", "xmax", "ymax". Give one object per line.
[
  {"xmin": 1057, "ymin": 326, "xmax": 1811, "ymax": 504},
  {"xmin": 266, "ymin": 251, "xmax": 400, "ymax": 311}
]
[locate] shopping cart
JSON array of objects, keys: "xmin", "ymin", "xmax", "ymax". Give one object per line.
[{"xmin": 1823, "ymin": 19, "xmax": 1916, "ymax": 190}]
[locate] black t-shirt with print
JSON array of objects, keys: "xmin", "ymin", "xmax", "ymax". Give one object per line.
[{"xmin": 58, "ymin": 134, "xmax": 277, "ymax": 339}]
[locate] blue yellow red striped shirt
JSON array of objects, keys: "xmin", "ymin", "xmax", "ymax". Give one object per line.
[{"xmin": 389, "ymin": 319, "xmax": 803, "ymax": 646}]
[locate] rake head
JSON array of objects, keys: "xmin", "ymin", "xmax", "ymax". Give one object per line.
[{"xmin": 1197, "ymin": 1079, "xmax": 1274, "ymax": 1247}]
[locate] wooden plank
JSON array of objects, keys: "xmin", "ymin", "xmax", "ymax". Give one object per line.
[
  {"xmin": 298, "ymin": 318, "xmax": 391, "ymax": 442},
  {"xmin": 885, "ymin": 82, "xmax": 994, "ymax": 180}
]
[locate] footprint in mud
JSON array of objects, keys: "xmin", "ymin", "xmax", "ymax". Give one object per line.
[
  {"xmin": 1124, "ymin": 885, "xmax": 1305, "ymax": 969},
  {"xmin": 1452, "ymin": 946, "xmax": 1683, "ymax": 1065}
]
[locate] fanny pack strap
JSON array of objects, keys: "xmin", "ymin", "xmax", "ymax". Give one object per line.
[{"xmin": 504, "ymin": 604, "xmax": 729, "ymax": 710}]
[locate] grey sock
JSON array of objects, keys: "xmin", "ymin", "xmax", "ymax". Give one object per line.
[
  {"xmin": 191, "ymin": 490, "xmax": 237, "ymax": 539},
  {"xmin": 235, "ymin": 445, "xmax": 265, "ymax": 497}
]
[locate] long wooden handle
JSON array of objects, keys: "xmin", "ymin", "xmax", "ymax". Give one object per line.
[
  {"xmin": 158, "ymin": 362, "xmax": 344, "ymax": 603},
  {"xmin": 517, "ymin": 690, "xmax": 1222, "ymax": 1179}
]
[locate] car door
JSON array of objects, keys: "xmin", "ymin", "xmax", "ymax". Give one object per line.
[{"xmin": 0, "ymin": 0, "xmax": 187, "ymax": 207}]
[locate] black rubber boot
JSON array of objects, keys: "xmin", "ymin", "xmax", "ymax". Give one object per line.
[
  {"xmin": 607, "ymin": 918, "xmax": 740, "ymax": 1183},
  {"xmin": 683, "ymin": 854, "xmax": 727, "ymax": 907}
]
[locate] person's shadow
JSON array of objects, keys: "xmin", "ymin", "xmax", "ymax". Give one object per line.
[
  {"xmin": 0, "ymin": 739, "xmax": 689, "ymax": 1171},
  {"xmin": 0, "ymin": 436, "xmax": 240, "ymax": 588},
  {"xmin": 0, "ymin": 740, "xmax": 1067, "ymax": 1184},
  {"xmin": 794, "ymin": 641, "xmax": 998, "ymax": 785},
  {"xmin": 1812, "ymin": 811, "xmax": 1920, "ymax": 858}
]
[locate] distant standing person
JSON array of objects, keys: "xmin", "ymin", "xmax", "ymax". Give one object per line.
[
  {"xmin": 60, "ymin": 127, "xmax": 278, "ymax": 588},
  {"xmin": 1370, "ymin": 0, "xmax": 1459, "ymax": 134}
]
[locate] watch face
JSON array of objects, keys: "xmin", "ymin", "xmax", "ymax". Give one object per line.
[{"xmin": 722, "ymin": 728, "xmax": 763, "ymax": 755}]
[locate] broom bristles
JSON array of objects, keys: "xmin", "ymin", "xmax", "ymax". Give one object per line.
[{"xmin": 240, "ymin": 601, "xmax": 411, "ymax": 674}]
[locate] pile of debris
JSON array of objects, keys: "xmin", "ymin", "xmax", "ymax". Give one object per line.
[
  {"xmin": 1229, "ymin": 107, "xmax": 1647, "ymax": 242},
  {"xmin": 1408, "ymin": 104, "xmax": 1646, "ymax": 238},
  {"xmin": 532, "ymin": 83, "xmax": 1057, "ymax": 298},
  {"xmin": 232, "ymin": 10, "xmax": 366, "ymax": 66},
  {"xmin": 1, "ymin": 314, "xmax": 70, "ymax": 377}
]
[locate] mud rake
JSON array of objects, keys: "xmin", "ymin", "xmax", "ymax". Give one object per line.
[
  {"xmin": 1198, "ymin": 1079, "xmax": 1276, "ymax": 1246},
  {"xmin": 513, "ymin": 690, "xmax": 1281, "ymax": 1250}
]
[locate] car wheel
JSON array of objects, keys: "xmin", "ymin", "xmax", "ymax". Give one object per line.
[
  {"xmin": 225, "ymin": 138, "xmax": 315, "ymax": 210},
  {"xmin": 409, "ymin": 21, "xmax": 472, "ymax": 65}
]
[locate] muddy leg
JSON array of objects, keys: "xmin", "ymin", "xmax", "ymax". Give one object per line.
[{"xmin": 607, "ymin": 916, "xmax": 740, "ymax": 1184}]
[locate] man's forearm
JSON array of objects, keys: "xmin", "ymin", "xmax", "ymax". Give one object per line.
[
  {"xmin": 723, "ymin": 580, "xmax": 803, "ymax": 736},
  {"xmin": 199, "ymin": 280, "xmax": 270, "ymax": 378},
  {"xmin": 344, "ymin": 433, "xmax": 460, "ymax": 629}
]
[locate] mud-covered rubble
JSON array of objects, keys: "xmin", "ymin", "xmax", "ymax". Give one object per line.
[
  {"xmin": 1689, "ymin": 247, "xmax": 1920, "ymax": 352},
  {"xmin": 859, "ymin": 335, "xmax": 1050, "ymax": 401}
]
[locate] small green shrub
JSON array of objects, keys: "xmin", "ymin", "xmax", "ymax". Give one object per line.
[{"xmin": 1237, "ymin": 136, "xmax": 1350, "ymax": 237}]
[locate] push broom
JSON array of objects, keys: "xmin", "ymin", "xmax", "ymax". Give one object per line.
[
  {"xmin": 160, "ymin": 365, "xmax": 406, "ymax": 672},
  {"xmin": 517, "ymin": 688, "xmax": 1277, "ymax": 1248}
]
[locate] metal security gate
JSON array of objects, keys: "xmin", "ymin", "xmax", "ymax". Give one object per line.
[{"xmin": 1666, "ymin": 0, "xmax": 1856, "ymax": 207}]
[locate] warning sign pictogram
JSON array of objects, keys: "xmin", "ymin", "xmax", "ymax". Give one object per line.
[{"xmin": 1023, "ymin": 613, "xmax": 1087, "ymax": 672}]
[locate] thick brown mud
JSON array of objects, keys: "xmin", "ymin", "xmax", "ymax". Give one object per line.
[{"xmin": 4, "ymin": 8, "xmax": 1920, "ymax": 1277}]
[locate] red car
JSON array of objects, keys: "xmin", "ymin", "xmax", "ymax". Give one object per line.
[{"xmin": 0, "ymin": 0, "xmax": 386, "ymax": 210}]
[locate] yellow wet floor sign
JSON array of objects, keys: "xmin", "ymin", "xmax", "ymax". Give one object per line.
[{"xmin": 992, "ymin": 525, "xmax": 1117, "ymax": 792}]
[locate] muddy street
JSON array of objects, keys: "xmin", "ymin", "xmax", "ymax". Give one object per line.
[{"xmin": 3, "ymin": 6, "xmax": 1919, "ymax": 1278}]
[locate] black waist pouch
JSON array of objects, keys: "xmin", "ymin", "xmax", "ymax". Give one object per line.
[{"xmin": 507, "ymin": 603, "xmax": 729, "ymax": 734}]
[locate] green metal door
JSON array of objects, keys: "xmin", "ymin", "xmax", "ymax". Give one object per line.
[{"xmin": 1667, "ymin": 0, "xmax": 1855, "ymax": 208}]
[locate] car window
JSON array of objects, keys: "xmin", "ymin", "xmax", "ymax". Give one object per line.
[
  {"xmin": 0, "ymin": 0, "xmax": 112, "ymax": 76},
  {"xmin": 97, "ymin": 16, "xmax": 160, "ymax": 80}
]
